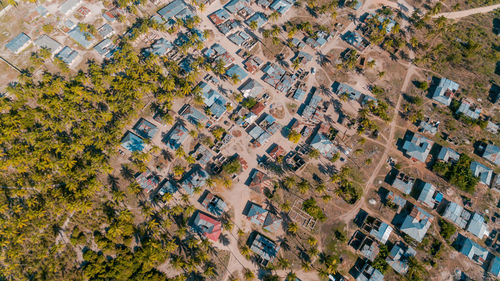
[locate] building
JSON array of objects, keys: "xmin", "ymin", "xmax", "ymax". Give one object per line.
[
  {"xmin": 414, "ymin": 181, "xmax": 442, "ymax": 209},
  {"xmin": 145, "ymin": 38, "xmax": 174, "ymax": 57},
  {"xmin": 245, "ymin": 12, "xmax": 268, "ymax": 28},
  {"xmin": 385, "ymin": 191, "xmax": 407, "ymax": 212},
  {"xmin": 224, "ymin": 0, "xmax": 248, "ymax": 14},
  {"xmin": 200, "ymin": 191, "xmax": 227, "ymax": 216},
  {"xmin": 59, "ymin": 0, "xmax": 81, "ymax": 15},
  {"xmin": 133, "ymin": 118, "xmax": 158, "ymax": 139},
  {"xmin": 5, "ymin": 33, "xmax": 31, "ymax": 54},
  {"xmin": 157, "ymin": 180, "xmax": 178, "ymax": 196},
  {"xmin": 136, "ymin": 169, "xmax": 160, "ymax": 193},
  {"xmin": 209, "ymin": 9, "xmax": 231, "ymax": 25},
  {"xmin": 249, "ymin": 232, "xmax": 280, "ymax": 265},
  {"xmin": 400, "ymin": 205, "xmax": 434, "ymax": 243},
  {"xmin": 465, "ymin": 212, "xmax": 489, "ymax": 239},
  {"xmin": 98, "ymin": 23, "xmax": 114, "ymax": 38},
  {"xmin": 199, "ymin": 82, "xmax": 227, "ymax": 120},
  {"xmin": 402, "ymin": 131, "xmax": 433, "ymax": 162},
  {"xmin": 56, "ymin": 46, "xmax": 79, "ymax": 65},
  {"xmin": 226, "ymin": 64, "xmax": 248, "ymax": 80},
  {"xmin": 165, "ymin": 123, "xmax": 189, "ymax": 150},
  {"xmin": 456, "ymin": 100, "xmax": 481, "ymax": 120},
  {"xmin": 343, "ymin": 31, "xmax": 369, "ymax": 50},
  {"xmin": 441, "ymin": 201, "xmax": 471, "ymax": 229},
  {"xmin": 362, "ymin": 216, "xmax": 392, "ymax": 244},
  {"xmin": 247, "ymin": 169, "xmax": 273, "ymax": 193},
  {"xmin": 353, "ymin": 261, "xmax": 384, "ymax": 281},
  {"xmin": 310, "ymin": 132, "xmax": 336, "ymax": 159},
  {"xmin": 489, "ymin": 256, "xmax": 500, "ymax": 278},
  {"xmin": 432, "ymin": 78, "xmax": 459, "ymax": 106},
  {"xmin": 481, "ymin": 144, "xmax": 500, "ymax": 165},
  {"xmin": 68, "ymin": 26, "xmax": 95, "ymax": 49},
  {"xmin": 246, "ymin": 202, "xmax": 269, "ymax": 225},
  {"xmin": 386, "ymin": 242, "xmax": 416, "ymax": 274},
  {"xmin": 459, "ymin": 237, "xmax": 488, "ymax": 265},
  {"xmin": 180, "ymin": 104, "xmax": 208, "ymax": 125},
  {"xmin": 239, "ymin": 78, "xmax": 264, "ymax": 98},
  {"xmin": 34, "ymin": 35, "xmax": 62, "ymax": 55},
  {"xmin": 418, "ymin": 119, "xmax": 439, "ymax": 135},
  {"xmin": 243, "ymin": 56, "xmax": 263, "ymax": 74},
  {"xmin": 190, "ymin": 211, "xmax": 222, "ymax": 241},
  {"xmin": 390, "ymin": 171, "xmax": 415, "ymax": 195},
  {"xmin": 157, "ymin": 0, "xmax": 194, "ymax": 23},
  {"xmin": 270, "ymin": 0, "xmax": 293, "ymax": 14},
  {"xmin": 263, "ymin": 212, "xmax": 282, "ymax": 232},
  {"xmin": 94, "ymin": 38, "xmax": 116, "ymax": 58},
  {"xmin": 437, "ymin": 147, "xmax": 460, "ymax": 163},
  {"xmin": 192, "ymin": 144, "xmax": 213, "ymax": 166},
  {"xmin": 121, "ymin": 131, "xmax": 145, "ymax": 152},
  {"xmin": 470, "ymin": 161, "xmax": 493, "ymax": 186},
  {"xmin": 180, "ymin": 167, "xmax": 209, "ymax": 195}
]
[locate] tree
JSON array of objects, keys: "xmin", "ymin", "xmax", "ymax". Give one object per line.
[
  {"xmin": 297, "ymin": 180, "xmax": 311, "ymax": 194},
  {"xmin": 243, "ymin": 269, "xmax": 255, "ymax": 280},
  {"xmin": 438, "ymin": 218, "xmax": 456, "ymax": 242},
  {"xmin": 270, "ymin": 11, "xmax": 280, "ymax": 22},
  {"xmin": 230, "ymin": 73, "xmax": 240, "ymax": 84},
  {"xmin": 308, "ymin": 149, "xmax": 320, "ymax": 159},
  {"xmin": 249, "ymin": 21, "xmax": 258, "ymax": 31},
  {"xmin": 417, "ymin": 81, "xmax": 429, "ymax": 91},
  {"xmin": 288, "ymin": 130, "xmax": 301, "ymax": 143},
  {"xmin": 277, "ymin": 257, "xmax": 290, "ymax": 269},
  {"xmin": 287, "ymin": 222, "xmax": 298, "ymax": 234},
  {"xmin": 307, "ymin": 236, "xmax": 318, "ymax": 246}
]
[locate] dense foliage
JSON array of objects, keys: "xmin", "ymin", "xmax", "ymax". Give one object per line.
[{"xmin": 432, "ymin": 154, "xmax": 479, "ymax": 193}]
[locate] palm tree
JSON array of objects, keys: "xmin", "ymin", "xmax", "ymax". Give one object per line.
[
  {"xmin": 240, "ymin": 245, "xmax": 252, "ymax": 259},
  {"xmin": 270, "ymin": 12, "xmax": 280, "ymax": 22},
  {"xmin": 301, "ymin": 261, "xmax": 312, "ymax": 272},
  {"xmin": 287, "ymin": 222, "xmax": 298, "ymax": 235},
  {"xmin": 277, "ymin": 256, "xmax": 290, "ymax": 270},
  {"xmin": 286, "ymin": 272, "xmax": 297, "ymax": 281},
  {"xmin": 230, "ymin": 73, "xmax": 240, "ymax": 84},
  {"xmin": 297, "ymin": 180, "xmax": 310, "ymax": 194},
  {"xmin": 249, "ymin": 21, "xmax": 258, "ymax": 31},
  {"xmin": 175, "ymin": 146, "xmax": 185, "ymax": 158},
  {"xmin": 280, "ymin": 200, "xmax": 291, "ymax": 212},
  {"xmin": 307, "ymin": 236, "xmax": 318, "ymax": 246},
  {"xmin": 243, "ymin": 269, "xmax": 255, "ymax": 280}
]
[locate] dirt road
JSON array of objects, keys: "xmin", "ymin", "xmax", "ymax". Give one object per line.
[{"xmin": 433, "ymin": 3, "xmax": 500, "ymax": 19}]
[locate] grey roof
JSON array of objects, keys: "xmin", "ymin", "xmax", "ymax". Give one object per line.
[
  {"xmin": 94, "ymin": 38, "xmax": 114, "ymax": 56},
  {"xmin": 466, "ymin": 212, "xmax": 489, "ymax": 239},
  {"xmin": 165, "ymin": 123, "xmax": 189, "ymax": 150},
  {"xmin": 5, "ymin": 33, "xmax": 31, "ymax": 53},
  {"xmin": 245, "ymin": 12, "xmax": 268, "ymax": 28},
  {"xmin": 34, "ymin": 35, "xmax": 62, "ymax": 54},
  {"xmin": 56, "ymin": 46, "xmax": 78, "ymax": 65},
  {"xmin": 158, "ymin": 0, "xmax": 189, "ymax": 20},
  {"xmin": 133, "ymin": 118, "xmax": 158, "ymax": 139},
  {"xmin": 418, "ymin": 120, "xmax": 438, "ymax": 135},
  {"xmin": 249, "ymin": 125, "xmax": 265, "ymax": 140},
  {"xmin": 193, "ymin": 144, "xmax": 213, "ymax": 166},
  {"xmin": 369, "ymin": 222, "xmax": 393, "ymax": 244},
  {"xmin": 310, "ymin": 132, "xmax": 336, "ymax": 159},
  {"xmin": 333, "ymin": 82, "xmax": 362, "ymax": 101},
  {"xmin": 36, "ymin": 5, "xmax": 48, "ymax": 17},
  {"xmin": 250, "ymin": 233, "xmax": 279, "ymax": 262},
  {"xmin": 59, "ymin": 0, "xmax": 81, "ymax": 15},
  {"xmin": 224, "ymin": 0, "xmax": 249, "ymax": 14},
  {"xmin": 437, "ymin": 147, "xmax": 460, "ymax": 163},
  {"xmin": 391, "ymin": 172, "xmax": 415, "ymax": 194},
  {"xmin": 263, "ymin": 213, "xmax": 282, "ymax": 232},
  {"xmin": 386, "ymin": 242, "xmax": 416, "ymax": 274},
  {"xmin": 239, "ymin": 78, "xmax": 264, "ymax": 98},
  {"xmin": 470, "ymin": 161, "xmax": 493, "ymax": 186},
  {"xmin": 400, "ymin": 206, "xmax": 433, "ymax": 242},
  {"xmin": 356, "ymin": 264, "xmax": 384, "ymax": 281},
  {"xmin": 442, "ymin": 201, "xmax": 470, "ymax": 229},
  {"xmin": 402, "ymin": 132, "xmax": 433, "ymax": 162},
  {"xmin": 456, "ymin": 100, "xmax": 481, "ymax": 120},
  {"xmin": 416, "ymin": 182, "xmax": 436, "ymax": 208},
  {"xmin": 432, "ymin": 78, "xmax": 458, "ymax": 106},
  {"xmin": 180, "ymin": 168, "xmax": 209, "ymax": 194},
  {"xmin": 180, "ymin": 104, "xmax": 208, "ymax": 125},
  {"xmin": 482, "ymin": 144, "xmax": 500, "ymax": 165},
  {"xmin": 68, "ymin": 26, "xmax": 95, "ymax": 49},
  {"xmin": 386, "ymin": 191, "xmax": 407, "ymax": 211},
  {"xmin": 360, "ymin": 239, "xmax": 379, "ymax": 261},
  {"xmin": 460, "ymin": 238, "xmax": 488, "ymax": 264},
  {"xmin": 146, "ymin": 38, "xmax": 174, "ymax": 56},
  {"xmin": 136, "ymin": 169, "xmax": 160, "ymax": 192},
  {"xmin": 98, "ymin": 23, "xmax": 114, "ymax": 38},
  {"xmin": 270, "ymin": 0, "xmax": 293, "ymax": 14},
  {"xmin": 157, "ymin": 180, "xmax": 178, "ymax": 196}
]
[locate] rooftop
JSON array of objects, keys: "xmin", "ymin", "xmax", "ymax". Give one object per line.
[
  {"xmin": 400, "ymin": 205, "xmax": 434, "ymax": 243},
  {"xmin": 34, "ymin": 35, "xmax": 62, "ymax": 54},
  {"xmin": 5, "ymin": 33, "xmax": 31, "ymax": 54},
  {"xmin": 121, "ymin": 131, "xmax": 145, "ymax": 152},
  {"xmin": 402, "ymin": 131, "xmax": 433, "ymax": 163},
  {"xmin": 56, "ymin": 46, "xmax": 78, "ymax": 65},
  {"xmin": 470, "ymin": 161, "xmax": 493, "ymax": 186},
  {"xmin": 432, "ymin": 78, "xmax": 459, "ymax": 106},
  {"xmin": 191, "ymin": 211, "xmax": 222, "ymax": 241}
]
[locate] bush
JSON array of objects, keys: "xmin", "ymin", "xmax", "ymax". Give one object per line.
[
  {"xmin": 288, "ymin": 130, "xmax": 301, "ymax": 143},
  {"xmin": 438, "ymin": 218, "xmax": 456, "ymax": 242},
  {"xmin": 302, "ymin": 198, "xmax": 326, "ymax": 221},
  {"xmin": 242, "ymin": 97, "xmax": 257, "ymax": 109}
]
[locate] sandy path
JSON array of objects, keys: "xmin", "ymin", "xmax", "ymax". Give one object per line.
[{"xmin": 433, "ymin": 3, "xmax": 500, "ymax": 19}]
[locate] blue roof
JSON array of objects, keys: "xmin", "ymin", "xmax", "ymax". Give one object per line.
[
  {"xmin": 432, "ymin": 78, "xmax": 458, "ymax": 106},
  {"xmin": 416, "ymin": 182, "xmax": 436, "ymax": 208},
  {"xmin": 466, "ymin": 212, "xmax": 488, "ymax": 239},
  {"xmin": 158, "ymin": 180, "xmax": 178, "ymax": 196},
  {"xmin": 224, "ymin": 0, "xmax": 248, "ymax": 14},
  {"xmin": 165, "ymin": 123, "xmax": 189, "ymax": 150},
  {"xmin": 400, "ymin": 206, "xmax": 433, "ymax": 242},
  {"xmin": 402, "ymin": 132, "xmax": 433, "ymax": 162},
  {"xmin": 98, "ymin": 23, "xmax": 114, "ymax": 38},
  {"xmin": 245, "ymin": 12, "xmax": 268, "ymax": 28},
  {"xmin": 181, "ymin": 168, "xmax": 209, "ymax": 194},
  {"xmin": 180, "ymin": 104, "xmax": 208, "ymax": 125},
  {"xmin": 121, "ymin": 131, "xmax": 145, "ymax": 152},
  {"xmin": 133, "ymin": 118, "xmax": 158, "ymax": 139},
  {"xmin": 36, "ymin": 5, "xmax": 48, "ymax": 16},
  {"xmin": 94, "ymin": 38, "xmax": 114, "ymax": 56},
  {"xmin": 226, "ymin": 64, "xmax": 248, "ymax": 80},
  {"xmin": 369, "ymin": 222, "xmax": 392, "ymax": 244},
  {"xmin": 460, "ymin": 238, "xmax": 488, "ymax": 263},
  {"xmin": 56, "ymin": 46, "xmax": 78, "ymax": 65},
  {"xmin": 437, "ymin": 147, "xmax": 460, "ymax": 163},
  {"xmin": 247, "ymin": 203, "xmax": 268, "ymax": 225},
  {"xmin": 482, "ymin": 144, "xmax": 500, "ymax": 165},
  {"xmin": 68, "ymin": 26, "xmax": 95, "ymax": 49},
  {"xmin": 333, "ymin": 82, "xmax": 362, "ymax": 100},
  {"xmin": 5, "ymin": 33, "xmax": 31, "ymax": 53},
  {"xmin": 270, "ymin": 0, "xmax": 292, "ymax": 14},
  {"xmin": 489, "ymin": 256, "xmax": 500, "ymax": 277},
  {"xmin": 158, "ymin": 0, "xmax": 189, "ymax": 20},
  {"xmin": 145, "ymin": 38, "xmax": 173, "ymax": 56}
]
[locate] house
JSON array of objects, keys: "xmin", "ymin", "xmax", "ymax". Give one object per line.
[
  {"xmin": 470, "ymin": 161, "xmax": 493, "ymax": 186},
  {"xmin": 402, "ymin": 131, "xmax": 433, "ymax": 162},
  {"xmin": 385, "ymin": 191, "xmax": 407, "ymax": 212},
  {"xmin": 165, "ymin": 123, "xmax": 189, "ymax": 150},
  {"xmin": 246, "ymin": 202, "xmax": 269, "ymax": 225},
  {"xmin": 224, "ymin": 0, "xmax": 248, "ymax": 14},
  {"xmin": 263, "ymin": 212, "xmax": 282, "ymax": 232},
  {"xmin": 245, "ymin": 12, "xmax": 268, "ymax": 28},
  {"xmin": 60, "ymin": 19, "xmax": 76, "ymax": 33},
  {"xmin": 103, "ymin": 10, "xmax": 116, "ymax": 22},
  {"xmin": 437, "ymin": 147, "xmax": 460, "ymax": 163},
  {"xmin": 459, "ymin": 237, "xmax": 488, "ymax": 265},
  {"xmin": 94, "ymin": 39, "xmax": 116, "ymax": 57},
  {"xmin": 418, "ymin": 119, "xmax": 439, "ymax": 135},
  {"xmin": 465, "ymin": 212, "xmax": 489, "ymax": 239},
  {"xmin": 157, "ymin": 0, "xmax": 194, "ymax": 23},
  {"xmin": 136, "ymin": 169, "xmax": 160, "ymax": 193},
  {"xmin": 293, "ymin": 88, "xmax": 307, "ymax": 101},
  {"xmin": 432, "ymin": 78, "xmax": 459, "ymax": 106},
  {"xmin": 121, "ymin": 131, "xmax": 145, "ymax": 152},
  {"xmin": 56, "ymin": 46, "xmax": 78, "ymax": 65},
  {"xmin": 249, "ymin": 125, "xmax": 266, "ymax": 141},
  {"xmin": 359, "ymin": 238, "xmax": 379, "ymax": 262},
  {"xmin": 217, "ymin": 19, "xmax": 240, "ymax": 34},
  {"xmin": 68, "ymin": 26, "xmax": 95, "ymax": 49},
  {"xmin": 200, "ymin": 191, "xmax": 227, "ymax": 216},
  {"xmin": 343, "ymin": 31, "xmax": 369, "ymax": 50},
  {"xmin": 228, "ymin": 30, "xmax": 252, "ymax": 46},
  {"xmin": 243, "ymin": 56, "xmax": 263, "ymax": 74},
  {"xmin": 270, "ymin": 0, "xmax": 293, "ymax": 14},
  {"xmin": 98, "ymin": 23, "xmax": 114, "ymax": 38},
  {"xmin": 386, "ymin": 242, "xmax": 416, "ymax": 274},
  {"xmin": 59, "ymin": 0, "xmax": 81, "ymax": 15},
  {"xmin": 414, "ymin": 181, "xmax": 442, "ymax": 209},
  {"xmin": 249, "ymin": 232, "xmax": 280, "ymax": 265},
  {"xmin": 456, "ymin": 100, "xmax": 481, "ymax": 120},
  {"xmin": 192, "ymin": 144, "xmax": 214, "ymax": 166},
  {"xmin": 353, "ymin": 261, "xmax": 384, "ymax": 281},
  {"xmin": 486, "ymin": 121, "xmax": 499, "ymax": 134},
  {"xmin": 157, "ymin": 180, "xmax": 178, "ymax": 196},
  {"xmin": 333, "ymin": 82, "xmax": 363, "ymax": 101},
  {"xmin": 209, "ymin": 9, "xmax": 231, "ymax": 25},
  {"xmin": 290, "ymin": 37, "xmax": 306, "ymax": 49},
  {"xmin": 5, "ymin": 33, "xmax": 31, "ymax": 54},
  {"xmin": 180, "ymin": 167, "xmax": 209, "ymax": 195},
  {"xmin": 190, "ymin": 211, "xmax": 222, "ymax": 241},
  {"xmin": 250, "ymin": 102, "xmax": 265, "ymax": 115},
  {"xmin": 262, "ymin": 63, "xmax": 286, "ymax": 88},
  {"xmin": 390, "ymin": 171, "xmax": 415, "ymax": 195},
  {"xmin": 362, "ymin": 216, "xmax": 393, "ymax": 244},
  {"xmin": 34, "ymin": 35, "xmax": 62, "ymax": 55},
  {"xmin": 226, "ymin": 64, "xmax": 248, "ymax": 80},
  {"xmin": 310, "ymin": 132, "xmax": 336, "ymax": 159},
  {"xmin": 199, "ymin": 82, "xmax": 227, "ymax": 120},
  {"xmin": 400, "ymin": 205, "xmax": 434, "ymax": 243},
  {"xmin": 133, "ymin": 118, "xmax": 158, "ymax": 139},
  {"xmin": 180, "ymin": 104, "xmax": 208, "ymax": 125},
  {"xmin": 268, "ymin": 144, "xmax": 285, "ymax": 160},
  {"xmin": 481, "ymin": 144, "xmax": 500, "ymax": 165},
  {"xmin": 441, "ymin": 201, "xmax": 471, "ymax": 229},
  {"xmin": 248, "ymin": 169, "xmax": 273, "ymax": 193},
  {"xmin": 489, "ymin": 256, "xmax": 500, "ymax": 278},
  {"xmin": 239, "ymin": 79, "xmax": 264, "ymax": 98}
]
